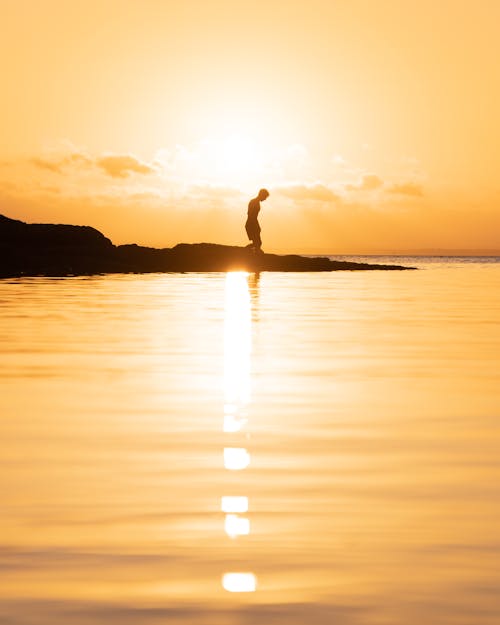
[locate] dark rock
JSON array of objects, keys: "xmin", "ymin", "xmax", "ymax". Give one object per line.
[
  {"xmin": 0, "ymin": 214, "xmax": 113, "ymax": 250},
  {"xmin": 0, "ymin": 214, "xmax": 414, "ymax": 277}
]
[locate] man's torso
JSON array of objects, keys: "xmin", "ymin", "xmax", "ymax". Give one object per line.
[{"xmin": 247, "ymin": 198, "xmax": 260, "ymax": 221}]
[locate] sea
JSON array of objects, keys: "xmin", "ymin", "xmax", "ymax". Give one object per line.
[{"xmin": 1, "ymin": 257, "xmax": 499, "ymax": 625}]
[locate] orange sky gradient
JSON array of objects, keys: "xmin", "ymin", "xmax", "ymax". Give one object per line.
[{"xmin": 1, "ymin": 0, "xmax": 499, "ymax": 253}]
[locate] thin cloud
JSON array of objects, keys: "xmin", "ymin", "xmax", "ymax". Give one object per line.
[
  {"xmin": 387, "ymin": 182, "xmax": 424, "ymax": 197},
  {"xmin": 31, "ymin": 152, "xmax": 92, "ymax": 174},
  {"xmin": 346, "ymin": 174, "xmax": 383, "ymax": 192},
  {"xmin": 31, "ymin": 158, "xmax": 63, "ymax": 173},
  {"xmin": 188, "ymin": 184, "xmax": 243, "ymax": 199},
  {"xmin": 275, "ymin": 183, "xmax": 340, "ymax": 202},
  {"xmin": 31, "ymin": 151, "xmax": 154, "ymax": 179},
  {"xmin": 96, "ymin": 155, "xmax": 154, "ymax": 178}
]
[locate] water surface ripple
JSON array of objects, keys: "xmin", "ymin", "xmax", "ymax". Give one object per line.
[{"xmin": 1, "ymin": 258, "xmax": 499, "ymax": 624}]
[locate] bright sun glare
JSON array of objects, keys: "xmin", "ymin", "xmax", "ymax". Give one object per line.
[
  {"xmin": 217, "ymin": 135, "xmax": 258, "ymax": 173},
  {"xmin": 202, "ymin": 134, "xmax": 264, "ymax": 188}
]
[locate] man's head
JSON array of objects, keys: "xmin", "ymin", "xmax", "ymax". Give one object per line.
[{"xmin": 258, "ymin": 188, "xmax": 270, "ymax": 201}]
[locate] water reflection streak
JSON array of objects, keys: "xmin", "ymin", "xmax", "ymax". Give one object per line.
[{"xmin": 221, "ymin": 272, "xmax": 256, "ymax": 591}]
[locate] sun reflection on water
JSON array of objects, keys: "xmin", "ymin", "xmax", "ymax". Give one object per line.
[
  {"xmin": 224, "ymin": 514, "xmax": 250, "ymax": 538},
  {"xmin": 223, "ymin": 447, "xmax": 251, "ymax": 470},
  {"xmin": 222, "ymin": 572, "xmax": 257, "ymax": 593},
  {"xmin": 224, "ymin": 272, "xmax": 251, "ymax": 411},
  {"xmin": 221, "ymin": 496, "xmax": 249, "ymax": 513},
  {"xmin": 221, "ymin": 272, "xmax": 256, "ymax": 591}
]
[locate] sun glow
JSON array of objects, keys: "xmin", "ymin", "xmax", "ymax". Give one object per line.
[
  {"xmin": 155, "ymin": 133, "xmax": 272, "ymax": 190},
  {"xmin": 216, "ymin": 135, "xmax": 259, "ymax": 175},
  {"xmin": 194, "ymin": 134, "xmax": 267, "ymax": 189}
]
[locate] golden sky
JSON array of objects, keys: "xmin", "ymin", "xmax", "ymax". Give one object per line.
[{"xmin": 1, "ymin": 0, "xmax": 499, "ymax": 252}]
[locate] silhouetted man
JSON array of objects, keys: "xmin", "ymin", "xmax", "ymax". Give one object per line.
[{"xmin": 245, "ymin": 188, "xmax": 269, "ymax": 252}]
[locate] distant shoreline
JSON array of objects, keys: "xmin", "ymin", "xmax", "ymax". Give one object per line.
[{"xmin": 290, "ymin": 251, "xmax": 500, "ymax": 258}]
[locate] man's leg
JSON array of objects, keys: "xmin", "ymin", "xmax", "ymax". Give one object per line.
[
  {"xmin": 245, "ymin": 222, "xmax": 255, "ymax": 249},
  {"xmin": 254, "ymin": 230, "xmax": 262, "ymax": 252}
]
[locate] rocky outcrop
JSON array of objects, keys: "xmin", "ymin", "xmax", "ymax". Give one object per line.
[
  {"xmin": 0, "ymin": 214, "xmax": 117, "ymax": 277},
  {"xmin": 0, "ymin": 214, "xmax": 413, "ymax": 277}
]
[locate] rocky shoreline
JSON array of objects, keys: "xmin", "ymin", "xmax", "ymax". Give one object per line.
[{"xmin": 0, "ymin": 214, "xmax": 414, "ymax": 277}]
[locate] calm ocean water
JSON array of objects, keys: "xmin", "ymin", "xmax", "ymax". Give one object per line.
[{"xmin": 1, "ymin": 257, "xmax": 499, "ymax": 624}]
